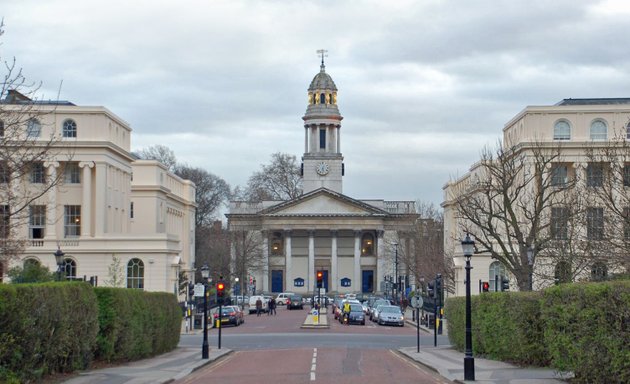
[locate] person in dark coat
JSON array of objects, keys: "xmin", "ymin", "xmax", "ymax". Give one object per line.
[{"xmin": 255, "ymin": 297, "xmax": 263, "ymax": 316}]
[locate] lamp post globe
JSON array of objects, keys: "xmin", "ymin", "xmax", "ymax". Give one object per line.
[
  {"xmin": 461, "ymin": 234, "xmax": 475, "ymax": 381},
  {"xmin": 54, "ymin": 247, "xmax": 65, "ymax": 281},
  {"xmin": 201, "ymin": 263, "xmax": 210, "ymax": 359}
]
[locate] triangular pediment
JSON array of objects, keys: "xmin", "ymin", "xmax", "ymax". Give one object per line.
[{"xmin": 261, "ymin": 188, "xmax": 389, "ymax": 216}]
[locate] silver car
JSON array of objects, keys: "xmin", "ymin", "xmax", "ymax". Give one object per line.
[{"xmin": 377, "ymin": 305, "xmax": 404, "ymax": 326}]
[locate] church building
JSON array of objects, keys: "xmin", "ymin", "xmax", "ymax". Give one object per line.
[{"xmin": 226, "ymin": 59, "xmax": 418, "ymax": 296}]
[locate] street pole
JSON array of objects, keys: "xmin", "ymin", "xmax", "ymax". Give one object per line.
[
  {"xmin": 416, "ymin": 306, "xmax": 420, "ymax": 353},
  {"xmin": 201, "ymin": 264, "xmax": 209, "ymax": 359},
  {"xmin": 394, "ymin": 243, "xmax": 398, "ymax": 305},
  {"xmin": 462, "ymin": 234, "xmax": 475, "ymax": 381}
]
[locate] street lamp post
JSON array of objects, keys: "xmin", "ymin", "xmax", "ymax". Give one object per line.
[
  {"xmin": 201, "ymin": 264, "xmax": 210, "ymax": 359},
  {"xmin": 54, "ymin": 246, "xmax": 65, "ymax": 281},
  {"xmin": 235, "ymin": 277, "xmax": 241, "ymax": 310},
  {"xmin": 394, "ymin": 243, "xmax": 398, "ymax": 305},
  {"xmin": 527, "ymin": 246, "xmax": 534, "ymax": 291},
  {"xmin": 461, "ymin": 234, "xmax": 475, "ymax": 381}
]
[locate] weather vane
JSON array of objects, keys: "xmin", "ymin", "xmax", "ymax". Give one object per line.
[{"xmin": 317, "ymin": 49, "xmax": 328, "ymax": 67}]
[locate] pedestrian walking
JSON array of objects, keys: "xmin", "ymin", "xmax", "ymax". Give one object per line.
[
  {"xmin": 270, "ymin": 297, "xmax": 277, "ymax": 315},
  {"xmin": 256, "ymin": 297, "xmax": 262, "ymax": 316}
]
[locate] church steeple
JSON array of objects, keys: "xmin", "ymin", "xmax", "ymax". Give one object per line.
[{"xmin": 301, "ymin": 51, "xmax": 344, "ymax": 194}]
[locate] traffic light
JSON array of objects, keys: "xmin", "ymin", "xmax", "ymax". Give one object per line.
[
  {"xmin": 435, "ymin": 274, "xmax": 442, "ymax": 303},
  {"xmin": 482, "ymin": 281, "xmax": 490, "ymax": 292},
  {"xmin": 217, "ymin": 280, "xmax": 226, "ymax": 304},
  {"xmin": 427, "ymin": 281, "xmax": 435, "ymax": 298},
  {"xmin": 501, "ymin": 277, "xmax": 509, "ymax": 291},
  {"xmin": 316, "ymin": 271, "xmax": 323, "ymax": 289}
]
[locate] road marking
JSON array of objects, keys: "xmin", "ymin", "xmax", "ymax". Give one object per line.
[{"xmin": 310, "ymin": 348, "xmax": 317, "ymax": 381}]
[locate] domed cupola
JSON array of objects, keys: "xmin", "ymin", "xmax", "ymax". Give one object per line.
[
  {"xmin": 301, "ymin": 50, "xmax": 344, "ymax": 195},
  {"xmin": 305, "ymin": 53, "xmax": 341, "ymax": 119}
]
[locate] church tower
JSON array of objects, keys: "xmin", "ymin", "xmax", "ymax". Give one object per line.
[{"xmin": 301, "ymin": 52, "xmax": 344, "ymax": 194}]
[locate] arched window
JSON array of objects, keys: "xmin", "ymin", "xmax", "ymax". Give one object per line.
[
  {"xmin": 320, "ymin": 93, "xmax": 326, "ymax": 104},
  {"xmin": 361, "ymin": 233, "xmax": 375, "ymax": 256},
  {"xmin": 24, "ymin": 258, "xmax": 40, "ymax": 268},
  {"xmin": 27, "ymin": 119, "xmax": 41, "ymax": 138},
  {"xmin": 489, "ymin": 261, "xmax": 507, "ymax": 291},
  {"xmin": 62, "ymin": 119, "xmax": 77, "ymax": 138},
  {"xmin": 590, "ymin": 120, "xmax": 607, "ymax": 141},
  {"xmin": 554, "ymin": 261, "xmax": 572, "ymax": 284},
  {"xmin": 127, "ymin": 258, "xmax": 144, "ymax": 289},
  {"xmin": 270, "ymin": 232, "xmax": 283, "ymax": 255},
  {"xmin": 591, "ymin": 262, "xmax": 607, "ymax": 281},
  {"xmin": 63, "ymin": 258, "xmax": 77, "ymax": 279},
  {"xmin": 553, "ymin": 120, "xmax": 571, "ymax": 140}
]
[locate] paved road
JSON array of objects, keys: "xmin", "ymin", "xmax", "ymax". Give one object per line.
[{"xmin": 174, "ymin": 347, "xmax": 452, "ymax": 384}]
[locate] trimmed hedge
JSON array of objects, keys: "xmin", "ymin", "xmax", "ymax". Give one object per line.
[
  {"xmin": 445, "ymin": 291, "xmax": 547, "ymax": 366},
  {"xmin": 0, "ymin": 282, "xmax": 99, "ymax": 383},
  {"xmin": 94, "ymin": 287, "xmax": 181, "ymax": 362},
  {"xmin": 542, "ymin": 281, "xmax": 630, "ymax": 384},
  {"xmin": 445, "ymin": 280, "xmax": 630, "ymax": 383}
]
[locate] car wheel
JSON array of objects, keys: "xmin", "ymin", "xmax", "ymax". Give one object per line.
[{"xmin": 362, "ymin": 321, "xmax": 365, "ymax": 325}]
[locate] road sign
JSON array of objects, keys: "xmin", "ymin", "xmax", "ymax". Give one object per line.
[
  {"xmin": 194, "ymin": 283, "xmax": 205, "ymax": 297},
  {"xmin": 411, "ymin": 295, "xmax": 423, "ymax": 309}
]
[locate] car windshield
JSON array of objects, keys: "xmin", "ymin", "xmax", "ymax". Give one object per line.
[
  {"xmin": 350, "ymin": 304, "xmax": 363, "ymax": 312},
  {"xmin": 290, "ymin": 295, "xmax": 302, "ymax": 300},
  {"xmin": 381, "ymin": 306, "xmax": 401, "ymax": 313}
]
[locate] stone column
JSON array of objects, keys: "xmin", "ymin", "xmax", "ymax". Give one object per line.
[
  {"xmin": 308, "ymin": 229, "xmax": 315, "ymax": 293},
  {"xmin": 94, "ymin": 162, "xmax": 107, "ymax": 236},
  {"xmin": 79, "ymin": 162, "xmax": 94, "ymax": 238},
  {"xmin": 337, "ymin": 125, "xmax": 341, "ymax": 153},
  {"xmin": 44, "ymin": 161, "xmax": 59, "ymax": 239},
  {"xmin": 284, "ymin": 229, "xmax": 292, "ymax": 290},
  {"xmin": 331, "ymin": 230, "xmax": 338, "ymax": 292},
  {"xmin": 262, "ymin": 231, "xmax": 269, "ymax": 293},
  {"xmin": 376, "ymin": 230, "xmax": 385, "ymax": 294},
  {"xmin": 354, "ymin": 230, "xmax": 361, "ymax": 293},
  {"xmin": 304, "ymin": 126, "xmax": 309, "ymax": 153}
]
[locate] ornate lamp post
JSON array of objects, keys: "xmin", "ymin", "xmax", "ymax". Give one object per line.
[
  {"xmin": 461, "ymin": 234, "xmax": 475, "ymax": 381},
  {"xmin": 527, "ymin": 246, "xmax": 534, "ymax": 291},
  {"xmin": 54, "ymin": 246, "xmax": 65, "ymax": 281},
  {"xmin": 201, "ymin": 264, "xmax": 210, "ymax": 359},
  {"xmin": 394, "ymin": 243, "xmax": 399, "ymax": 305}
]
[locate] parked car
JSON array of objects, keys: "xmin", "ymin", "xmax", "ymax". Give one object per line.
[
  {"xmin": 376, "ymin": 305, "xmax": 404, "ymax": 326},
  {"xmin": 275, "ymin": 292, "xmax": 295, "ymax": 305},
  {"xmin": 211, "ymin": 305, "xmax": 244, "ymax": 327},
  {"xmin": 248, "ymin": 295, "xmax": 269, "ymax": 314},
  {"xmin": 369, "ymin": 299, "xmax": 391, "ymax": 320},
  {"xmin": 339, "ymin": 303, "xmax": 365, "ymax": 325},
  {"xmin": 287, "ymin": 294, "xmax": 304, "ymax": 309}
]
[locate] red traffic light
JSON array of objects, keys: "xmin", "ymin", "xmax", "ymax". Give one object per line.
[
  {"xmin": 217, "ymin": 282, "xmax": 225, "ymax": 291},
  {"xmin": 482, "ymin": 281, "xmax": 490, "ymax": 292},
  {"xmin": 316, "ymin": 271, "xmax": 323, "ymax": 279}
]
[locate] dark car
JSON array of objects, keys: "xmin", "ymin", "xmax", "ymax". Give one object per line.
[
  {"xmin": 339, "ymin": 303, "xmax": 365, "ymax": 325},
  {"xmin": 212, "ymin": 305, "xmax": 244, "ymax": 327},
  {"xmin": 287, "ymin": 294, "xmax": 304, "ymax": 310}
]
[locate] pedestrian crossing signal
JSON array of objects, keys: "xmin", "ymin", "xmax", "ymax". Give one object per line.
[{"xmin": 482, "ymin": 281, "xmax": 490, "ymax": 292}]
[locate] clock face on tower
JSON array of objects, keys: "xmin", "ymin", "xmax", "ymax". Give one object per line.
[{"xmin": 316, "ymin": 161, "xmax": 329, "ymax": 175}]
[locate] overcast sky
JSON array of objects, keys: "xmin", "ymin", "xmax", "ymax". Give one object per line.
[{"xmin": 3, "ymin": 0, "xmax": 630, "ymax": 207}]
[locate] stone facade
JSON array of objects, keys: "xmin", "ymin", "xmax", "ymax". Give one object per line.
[{"xmin": 0, "ymin": 92, "xmax": 196, "ymax": 295}]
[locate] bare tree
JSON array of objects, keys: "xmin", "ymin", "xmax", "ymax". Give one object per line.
[
  {"xmin": 449, "ymin": 140, "xmax": 584, "ymax": 291},
  {"xmin": 174, "ymin": 165, "xmax": 231, "ymax": 227},
  {"xmin": 195, "ymin": 221, "xmax": 231, "ymax": 281},
  {"xmin": 135, "ymin": 144, "xmax": 177, "ymax": 172},
  {"xmin": 245, "ymin": 152, "xmax": 302, "ymax": 201},
  {"xmin": 231, "ymin": 229, "xmax": 265, "ymax": 289},
  {"xmin": 1, "ymin": 20, "xmax": 68, "ymax": 263},
  {"xmin": 583, "ymin": 134, "xmax": 630, "ymax": 273}
]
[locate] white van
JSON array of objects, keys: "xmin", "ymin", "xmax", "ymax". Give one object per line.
[
  {"xmin": 275, "ymin": 292, "xmax": 295, "ymax": 305},
  {"xmin": 248, "ymin": 295, "xmax": 269, "ymax": 314}
]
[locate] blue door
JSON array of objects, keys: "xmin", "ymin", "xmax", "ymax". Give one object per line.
[
  {"xmin": 323, "ymin": 270, "xmax": 329, "ymax": 291},
  {"xmin": 271, "ymin": 270, "xmax": 283, "ymax": 293},
  {"xmin": 362, "ymin": 270, "xmax": 374, "ymax": 293}
]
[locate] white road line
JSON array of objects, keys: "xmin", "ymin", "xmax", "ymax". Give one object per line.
[{"xmin": 310, "ymin": 348, "xmax": 317, "ymax": 381}]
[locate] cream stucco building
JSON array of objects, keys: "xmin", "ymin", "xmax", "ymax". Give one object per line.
[
  {"xmin": 227, "ymin": 61, "xmax": 418, "ymax": 296},
  {"xmin": 443, "ymin": 98, "xmax": 630, "ymax": 297},
  {"xmin": 0, "ymin": 91, "xmax": 196, "ymax": 294}
]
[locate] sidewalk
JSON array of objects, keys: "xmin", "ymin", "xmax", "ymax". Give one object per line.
[
  {"xmin": 62, "ymin": 347, "xmax": 232, "ymax": 384},
  {"xmin": 400, "ymin": 308, "xmax": 571, "ymax": 383}
]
